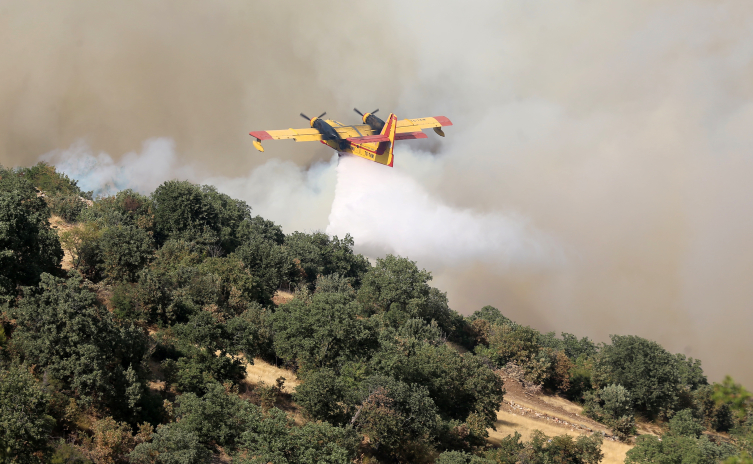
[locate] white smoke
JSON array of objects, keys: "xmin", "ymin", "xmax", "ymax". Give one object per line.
[
  {"xmin": 201, "ymin": 155, "xmax": 338, "ymax": 233},
  {"xmin": 41, "ymin": 138, "xmax": 192, "ymax": 197},
  {"xmin": 40, "ymin": 139, "xmax": 339, "ymax": 233},
  {"xmin": 327, "ymin": 153, "xmax": 557, "ymax": 269}
]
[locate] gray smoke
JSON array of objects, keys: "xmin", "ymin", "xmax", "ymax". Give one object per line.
[{"xmin": 3, "ymin": 0, "xmax": 753, "ymax": 385}]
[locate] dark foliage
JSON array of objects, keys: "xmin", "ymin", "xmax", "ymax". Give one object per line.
[
  {"xmin": 0, "ymin": 170, "xmax": 63, "ymax": 304},
  {"xmin": 11, "ymin": 273, "xmax": 150, "ymax": 421}
]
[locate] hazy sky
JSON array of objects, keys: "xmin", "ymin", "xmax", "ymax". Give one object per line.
[{"xmin": 2, "ymin": 1, "xmax": 753, "ymax": 385}]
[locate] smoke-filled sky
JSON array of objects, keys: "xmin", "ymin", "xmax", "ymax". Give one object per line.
[{"xmin": 3, "ymin": 1, "xmax": 753, "ymax": 385}]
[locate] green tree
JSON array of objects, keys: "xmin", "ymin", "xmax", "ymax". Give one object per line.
[
  {"xmin": 79, "ymin": 190, "xmax": 154, "ymax": 231},
  {"xmin": 0, "ymin": 172, "xmax": 63, "ymax": 303},
  {"xmin": 270, "ymin": 292, "xmax": 378, "ymax": 371},
  {"xmin": 583, "ymin": 384, "xmax": 636, "ymax": 440},
  {"xmin": 668, "ymin": 409, "xmax": 704, "ymax": 438},
  {"xmin": 285, "ymin": 232, "xmax": 370, "ymax": 289},
  {"xmin": 233, "ymin": 235, "xmax": 297, "ymax": 302},
  {"xmin": 358, "ymin": 254, "xmax": 432, "ymax": 314},
  {"xmin": 47, "ymin": 194, "xmax": 87, "ymax": 222},
  {"xmin": 14, "ymin": 162, "xmax": 87, "ymax": 198},
  {"xmin": 692, "ymin": 385, "xmax": 734, "ymax": 432},
  {"xmin": 160, "ymin": 329, "xmax": 246, "ymax": 395},
  {"xmin": 99, "ymin": 225, "xmax": 154, "ymax": 282},
  {"xmin": 467, "ymin": 306, "xmax": 516, "ymax": 328},
  {"xmin": 233, "ymin": 406, "xmax": 360, "ymax": 464},
  {"xmin": 484, "ymin": 430, "xmax": 603, "ymax": 464},
  {"xmin": 436, "ymin": 451, "xmax": 492, "ymax": 464},
  {"xmin": 0, "ymin": 365, "xmax": 55, "ymax": 463},
  {"xmin": 351, "ymin": 376, "xmax": 440, "ymax": 460},
  {"xmin": 237, "ymin": 215, "xmax": 285, "ymax": 245},
  {"xmin": 371, "ymin": 328, "xmax": 504, "ymax": 430},
  {"xmin": 713, "ymin": 376, "xmax": 752, "ymax": 423},
  {"xmin": 129, "ymin": 422, "xmax": 210, "ymax": 464},
  {"xmin": 60, "ymin": 222, "xmax": 103, "ymax": 281},
  {"xmin": 293, "ymin": 368, "xmax": 348, "ymax": 424},
  {"xmin": 151, "ymin": 181, "xmax": 250, "ymax": 252},
  {"xmin": 174, "ymin": 383, "xmax": 256, "ymax": 449},
  {"xmin": 626, "ymin": 433, "xmax": 737, "ymax": 464},
  {"xmin": 357, "ymin": 255, "xmax": 463, "ymax": 337},
  {"xmin": 593, "ymin": 335, "xmax": 682, "ymax": 417},
  {"xmin": 12, "ymin": 273, "xmax": 149, "ymax": 420}
]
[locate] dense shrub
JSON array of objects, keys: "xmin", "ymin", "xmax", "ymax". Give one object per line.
[
  {"xmin": 99, "ymin": 225, "xmax": 154, "ymax": 282},
  {"xmin": 14, "ymin": 162, "xmax": 88, "ymax": 198},
  {"xmin": 284, "ymin": 232, "xmax": 370, "ymax": 289},
  {"xmin": 0, "ymin": 171, "xmax": 63, "ymax": 303},
  {"xmin": 79, "ymin": 190, "xmax": 154, "ymax": 231},
  {"xmin": 583, "ymin": 384, "xmax": 636, "ymax": 440},
  {"xmin": 152, "ymin": 181, "xmax": 251, "ymax": 252},
  {"xmin": 270, "ymin": 291, "xmax": 378, "ymax": 371},
  {"xmin": 0, "ymin": 365, "xmax": 55, "ymax": 463},
  {"xmin": 593, "ymin": 335, "xmax": 683, "ymax": 417},
  {"xmin": 47, "ymin": 194, "xmax": 87, "ymax": 222},
  {"xmin": 12, "ymin": 273, "xmax": 150, "ymax": 421},
  {"xmin": 484, "ymin": 431, "xmax": 603, "ymax": 464}
]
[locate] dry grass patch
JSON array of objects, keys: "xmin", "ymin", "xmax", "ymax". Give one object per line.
[
  {"xmin": 243, "ymin": 357, "xmax": 299, "ymax": 394},
  {"xmin": 49, "ymin": 214, "xmax": 76, "ymax": 270},
  {"xmin": 272, "ymin": 290, "xmax": 295, "ymax": 306},
  {"xmin": 536, "ymin": 394, "xmax": 586, "ymax": 416},
  {"xmin": 487, "ymin": 409, "xmax": 632, "ymax": 464}
]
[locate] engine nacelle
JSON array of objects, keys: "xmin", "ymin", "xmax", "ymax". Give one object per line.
[{"xmin": 362, "ymin": 113, "xmax": 385, "ymax": 133}]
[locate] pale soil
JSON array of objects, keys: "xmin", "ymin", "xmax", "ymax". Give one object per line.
[
  {"xmin": 49, "ymin": 214, "xmax": 75, "ymax": 270},
  {"xmin": 242, "ymin": 356, "xmax": 300, "ymax": 394},
  {"xmin": 487, "ymin": 373, "xmax": 639, "ymax": 464}
]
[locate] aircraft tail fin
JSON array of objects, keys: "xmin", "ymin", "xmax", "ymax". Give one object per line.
[{"xmin": 375, "ymin": 113, "xmax": 397, "ymax": 167}]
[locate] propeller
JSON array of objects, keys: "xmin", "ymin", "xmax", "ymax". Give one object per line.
[
  {"xmin": 354, "ymin": 108, "xmax": 379, "ymax": 116},
  {"xmin": 301, "ymin": 112, "xmax": 327, "ymax": 121}
]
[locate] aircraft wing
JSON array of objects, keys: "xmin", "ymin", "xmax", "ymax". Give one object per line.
[
  {"xmin": 249, "ymin": 128, "xmax": 323, "ymax": 142},
  {"xmin": 395, "ymin": 116, "xmax": 453, "ymax": 134},
  {"xmin": 326, "ymin": 121, "xmax": 378, "ymax": 139}
]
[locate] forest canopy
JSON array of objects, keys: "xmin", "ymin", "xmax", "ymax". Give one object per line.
[{"xmin": 0, "ymin": 163, "xmax": 751, "ymax": 464}]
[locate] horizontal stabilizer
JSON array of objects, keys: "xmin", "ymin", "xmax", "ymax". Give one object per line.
[
  {"xmin": 346, "ymin": 134, "xmax": 390, "ymax": 144},
  {"xmin": 394, "ymin": 131, "xmax": 428, "ymax": 141}
]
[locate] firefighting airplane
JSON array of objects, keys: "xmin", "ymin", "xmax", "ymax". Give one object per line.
[{"xmin": 249, "ymin": 109, "xmax": 452, "ymax": 167}]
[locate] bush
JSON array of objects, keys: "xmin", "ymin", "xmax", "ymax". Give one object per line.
[
  {"xmin": 669, "ymin": 409, "xmax": 704, "ymax": 438},
  {"xmin": 593, "ymin": 335, "xmax": 682, "ymax": 417},
  {"xmin": 99, "ymin": 225, "xmax": 154, "ymax": 282},
  {"xmin": 12, "ymin": 273, "xmax": 150, "ymax": 420},
  {"xmin": 0, "ymin": 365, "xmax": 55, "ymax": 463},
  {"xmin": 15, "ymin": 162, "xmax": 88, "ymax": 198},
  {"xmin": 270, "ymin": 291, "xmax": 378, "ymax": 371},
  {"xmin": 47, "ymin": 194, "xmax": 87, "ymax": 222},
  {"xmin": 130, "ymin": 422, "xmax": 210, "ymax": 464},
  {"xmin": 151, "ymin": 181, "xmax": 251, "ymax": 252},
  {"xmin": 0, "ymin": 172, "xmax": 63, "ymax": 303},
  {"xmin": 484, "ymin": 430, "xmax": 603, "ymax": 464},
  {"xmin": 284, "ymin": 232, "xmax": 370, "ymax": 290},
  {"xmin": 583, "ymin": 384, "xmax": 636, "ymax": 440}
]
